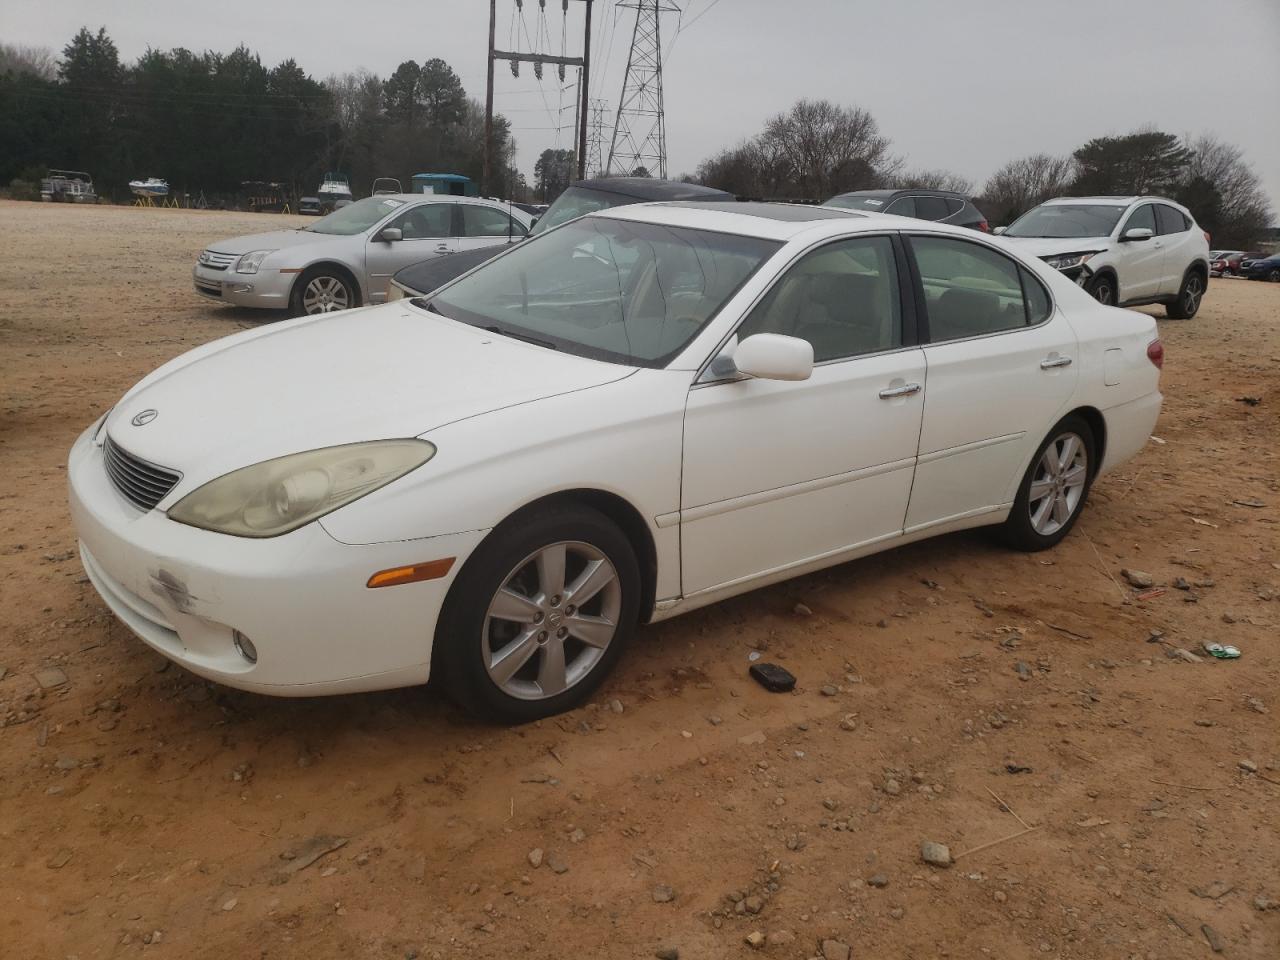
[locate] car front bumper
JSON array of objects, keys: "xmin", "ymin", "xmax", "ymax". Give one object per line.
[
  {"xmin": 68, "ymin": 423, "xmax": 486, "ymax": 696},
  {"xmin": 192, "ymin": 262, "xmax": 297, "ymax": 309}
]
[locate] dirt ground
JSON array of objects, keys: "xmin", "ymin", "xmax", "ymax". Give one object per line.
[{"xmin": 1, "ymin": 199, "xmax": 1277, "ymax": 960}]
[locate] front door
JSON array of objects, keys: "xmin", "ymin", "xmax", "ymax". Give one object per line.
[
  {"xmin": 457, "ymin": 203, "xmax": 529, "ymax": 255},
  {"xmin": 680, "ymin": 235, "xmax": 925, "ymax": 597},
  {"xmin": 902, "ymin": 233, "xmax": 1078, "ymax": 531},
  {"xmin": 1115, "ymin": 202, "xmax": 1164, "ymax": 302},
  {"xmin": 364, "ymin": 201, "xmax": 458, "ymax": 302}
]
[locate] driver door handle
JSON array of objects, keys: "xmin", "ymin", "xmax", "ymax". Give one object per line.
[
  {"xmin": 878, "ymin": 382, "xmax": 922, "ymax": 399},
  {"xmin": 1040, "ymin": 355, "xmax": 1073, "ymax": 369}
]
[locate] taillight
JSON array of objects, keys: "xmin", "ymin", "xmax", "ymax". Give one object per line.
[
  {"xmin": 977, "ymin": 220, "xmax": 990, "ymax": 232},
  {"xmin": 1147, "ymin": 338, "xmax": 1164, "ymax": 370}
]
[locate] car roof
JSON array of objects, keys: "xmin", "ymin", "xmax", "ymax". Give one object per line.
[
  {"xmin": 595, "ymin": 200, "xmax": 945, "ymax": 242},
  {"xmin": 832, "ymin": 188, "xmax": 967, "ymax": 200},
  {"xmin": 572, "ymin": 177, "xmax": 733, "ymax": 201}
]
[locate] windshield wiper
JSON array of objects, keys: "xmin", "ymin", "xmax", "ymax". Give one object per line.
[{"xmin": 484, "ymin": 325, "xmax": 557, "ymax": 350}]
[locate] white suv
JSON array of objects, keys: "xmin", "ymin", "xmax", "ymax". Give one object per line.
[{"xmin": 996, "ymin": 196, "xmax": 1210, "ymax": 319}]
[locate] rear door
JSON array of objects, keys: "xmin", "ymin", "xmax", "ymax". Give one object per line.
[
  {"xmin": 1115, "ymin": 203, "xmax": 1163, "ymax": 301},
  {"xmin": 913, "ymin": 195, "xmax": 951, "ymax": 223},
  {"xmin": 457, "ymin": 203, "xmax": 530, "ymax": 254},
  {"xmin": 902, "ymin": 233, "xmax": 1077, "ymax": 532},
  {"xmin": 1154, "ymin": 204, "xmax": 1193, "ymax": 295},
  {"xmin": 364, "ymin": 201, "xmax": 458, "ymax": 302}
]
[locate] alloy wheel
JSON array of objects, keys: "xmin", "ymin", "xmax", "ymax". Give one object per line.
[
  {"xmin": 1269, "ymin": 269, "xmax": 1280, "ymax": 283},
  {"xmin": 302, "ymin": 276, "xmax": 351, "ymax": 314},
  {"xmin": 1182, "ymin": 274, "xmax": 1203, "ymax": 314},
  {"xmin": 1092, "ymin": 281, "xmax": 1114, "ymax": 305},
  {"xmin": 1028, "ymin": 432, "xmax": 1088, "ymax": 536},
  {"xmin": 482, "ymin": 541, "xmax": 621, "ymax": 701}
]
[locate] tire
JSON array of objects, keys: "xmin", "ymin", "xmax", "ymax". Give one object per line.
[
  {"xmin": 289, "ymin": 266, "xmax": 357, "ymax": 317},
  {"xmin": 1165, "ymin": 269, "xmax": 1205, "ymax": 319},
  {"xmin": 1086, "ymin": 273, "xmax": 1116, "ymax": 306},
  {"xmin": 997, "ymin": 415, "xmax": 1096, "ymax": 552},
  {"xmin": 435, "ymin": 503, "xmax": 641, "ymax": 724},
  {"xmin": 1268, "ymin": 268, "xmax": 1280, "ymax": 283}
]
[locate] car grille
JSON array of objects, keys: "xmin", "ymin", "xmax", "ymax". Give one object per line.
[
  {"xmin": 103, "ymin": 436, "xmax": 181, "ymax": 511},
  {"xmin": 194, "ymin": 278, "xmax": 223, "ymax": 297},
  {"xmin": 199, "ymin": 250, "xmax": 237, "ymax": 271}
]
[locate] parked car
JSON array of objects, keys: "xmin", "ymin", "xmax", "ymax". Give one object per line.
[
  {"xmin": 388, "ymin": 177, "xmax": 733, "ymax": 299},
  {"xmin": 824, "ymin": 189, "xmax": 989, "ymax": 231},
  {"xmin": 1214, "ymin": 250, "xmax": 1265, "ymax": 277},
  {"xmin": 1240, "ymin": 251, "xmax": 1280, "ymax": 282},
  {"xmin": 192, "ymin": 194, "xmax": 533, "ymax": 316},
  {"xmin": 75, "ymin": 201, "xmax": 1163, "ymax": 721},
  {"xmin": 996, "ymin": 196, "xmax": 1211, "ymax": 318}
]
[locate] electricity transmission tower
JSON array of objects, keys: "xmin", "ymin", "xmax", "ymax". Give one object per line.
[
  {"xmin": 585, "ymin": 98, "xmax": 609, "ymax": 177},
  {"xmin": 606, "ymin": 0, "xmax": 678, "ymax": 179}
]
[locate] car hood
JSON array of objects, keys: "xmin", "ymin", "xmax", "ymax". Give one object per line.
[
  {"xmin": 105, "ymin": 303, "xmax": 634, "ymax": 491},
  {"xmin": 205, "ymin": 229, "xmax": 338, "ymax": 255},
  {"xmin": 394, "ymin": 245, "xmax": 511, "ymax": 295},
  {"xmin": 998, "ymin": 236, "xmax": 1112, "ymax": 258}
]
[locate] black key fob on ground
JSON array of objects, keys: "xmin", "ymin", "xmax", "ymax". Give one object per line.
[{"xmin": 749, "ymin": 662, "xmax": 796, "ymax": 692}]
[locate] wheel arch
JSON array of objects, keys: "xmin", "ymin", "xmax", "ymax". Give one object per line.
[
  {"xmin": 291, "ymin": 260, "xmax": 364, "ymax": 308},
  {"xmin": 1066, "ymin": 405, "xmax": 1107, "ymax": 476}
]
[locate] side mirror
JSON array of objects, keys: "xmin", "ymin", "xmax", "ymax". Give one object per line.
[
  {"xmin": 529, "ymin": 215, "xmax": 540, "ymax": 230},
  {"xmin": 1121, "ymin": 227, "xmax": 1153, "ymax": 242},
  {"xmin": 991, "ymin": 225, "xmax": 1007, "ymax": 235},
  {"xmin": 733, "ymin": 334, "xmax": 814, "ymax": 382},
  {"xmin": 379, "ymin": 227, "xmax": 402, "ymax": 243}
]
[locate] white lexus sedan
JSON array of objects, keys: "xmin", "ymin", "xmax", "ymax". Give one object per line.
[{"xmin": 72, "ymin": 202, "xmax": 1163, "ymax": 722}]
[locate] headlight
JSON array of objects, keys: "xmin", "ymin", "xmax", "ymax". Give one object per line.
[
  {"xmin": 387, "ymin": 282, "xmax": 407, "ymax": 302},
  {"xmin": 168, "ymin": 439, "xmax": 436, "ymax": 537},
  {"xmin": 235, "ymin": 250, "xmax": 274, "ymax": 274},
  {"xmin": 1043, "ymin": 252, "xmax": 1097, "ymax": 271}
]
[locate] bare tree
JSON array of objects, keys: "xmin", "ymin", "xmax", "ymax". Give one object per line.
[
  {"xmin": 0, "ymin": 43, "xmax": 58, "ymax": 80},
  {"xmin": 762, "ymin": 99, "xmax": 897, "ymax": 198},
  {"xmin": 978, "ymin": 153, "xmax": 1077, "ymax": 226},
  {"xmin": 894, "ymin": 168, "xmax": 974, "ymax": 194},
  {"xmin": 1180, "ymin": 133, "xmax": 1273, "ymax": 247}
]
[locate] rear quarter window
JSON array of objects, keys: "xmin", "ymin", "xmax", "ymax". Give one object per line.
[{"xmin": 1156, "ymin": 205, "xmax": 1190, "ymax": 235}]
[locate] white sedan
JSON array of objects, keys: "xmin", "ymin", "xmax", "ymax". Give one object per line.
[{"xmin": 71, "ymin": 202, "xmax": 1163, "ymax": 722}]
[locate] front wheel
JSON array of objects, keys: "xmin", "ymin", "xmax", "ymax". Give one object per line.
[
  {"xmin": 997, "ymin": 415, "xmax": 1096, "ymax": 551},
  {"xmin": 435, "ymin": 504, "xmax": 640, "ymax": 723},
  {"xmin": 1086, "ymin": 274, "xmax": 1116, "ymax": 306},
  {"xmin": 1268, "ymin": 268, "xmax": 1280, "ymax": 283},
  {"xmin": 1165, "ymin": 270, "xmax": 1205, "ymax": 319},
  {"xmin": 290, "ymin": 268, "xmax": 356, "ymax": 317}
]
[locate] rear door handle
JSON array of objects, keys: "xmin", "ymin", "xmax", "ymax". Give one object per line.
[
  {"xmin": 878, "ymin": 382, "xmax": 922, "ymax": 399},
  {"xmin": 1040, "ymin": 355, "xmax": 1073, "ymax": 369}
]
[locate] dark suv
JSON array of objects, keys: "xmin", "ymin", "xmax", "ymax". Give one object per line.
[{"xmin": 824, "ymin": 189, "xmax": 989, "ymax": 232}]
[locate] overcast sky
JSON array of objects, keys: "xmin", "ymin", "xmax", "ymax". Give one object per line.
[{"xmin": 4, "ymin": 0, "xmax": 1278, "ymax": 215}]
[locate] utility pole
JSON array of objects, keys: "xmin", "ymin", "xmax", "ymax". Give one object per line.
[
  {"xmin": 607, "ymin": 0, "xmax": 678, "ymax": 179},
  {"xmin": 483, "ymin": 0, "xmax": 594, "ymax": 194}
]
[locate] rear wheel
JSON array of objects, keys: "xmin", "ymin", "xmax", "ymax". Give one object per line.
[
  {"xmin": 435, "ymin": 504, "xmax": 640, "ymax": 723},
  {"xmin": 1086, "ymin": 274, "xmax": 1116, "ymax": 306},
  {"xmin": 290, "ymin": 267, "xmax": 356, "ymax": 317},
  {"xmin": 997, "ymin": 415, "xmax": 1096, "ymax": 552},
  {"xmin": 1165, "ymin": 269, "xmax": 1204, "ymax": 319}
]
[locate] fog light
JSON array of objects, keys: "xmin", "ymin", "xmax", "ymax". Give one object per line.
[{"xmin": 232, "ymin": 630, "xmax": 258, "ymax": 664}]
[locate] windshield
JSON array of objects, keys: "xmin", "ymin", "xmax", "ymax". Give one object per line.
[
  {"xmin": 1005, "ymin": 203, "xmax": 1127, "ymax": 239},
  {"xmin": 825, "ymin": 194, "xmax": 893, "ymax": 211},
  {"xmin": 531, "ymin": 186, "xmax": 636, "ymax": 235},
  {"xmin": 306, "ymin": 196, "xmax": 405, "ymax": 235},
  {"xmin": 429, "ymin": 217, "xmax": 779, "ymax": 367}
]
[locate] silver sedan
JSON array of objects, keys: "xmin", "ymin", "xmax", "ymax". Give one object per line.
[{"xmin": 192, "ymin": 195, "xmax": 533, "ymax": 316}]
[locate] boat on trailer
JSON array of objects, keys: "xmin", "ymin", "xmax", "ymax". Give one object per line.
[{"xmin": 129, "ymin": 177, "xmax": 170, "ymax": 198}]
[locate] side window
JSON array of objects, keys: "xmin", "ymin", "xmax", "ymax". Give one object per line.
[
  {"xmin": 462, "ymin": 204, "xmax": 528, "ymax": 238},
  {"xmin": 944, "ymin": 198, "xmax": 966, "ymax": 216},
  {"xmin": 914, "ymin": 196, "xmax": 950, "ymax": 221},
  {"xmin": 1155, "ymin": 204, "xmax": 1189, "ymax": 235},
  {"xmin": 1020, "ymin": 266, "xmax": 1052, "ymax": 324},
  {"xmin": 1121, "ymin": 203, "xmax": 1156, "ymax": 236},
  {"xmin": 388, "ymin": 203, "xmax": 452, "ymax": 239},
  {"xmin": 912, "ymin": 236, "xmax": 1029, "ymax": 341},
  {"xmin": 885, "ymin": 196, "xmax": 916, "ymax": 218},
  {"xmin": 735, "ymin": 236, "xmax": 903, "ymax": 363}
]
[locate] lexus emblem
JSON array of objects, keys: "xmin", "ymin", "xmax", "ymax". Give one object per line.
[{"xmin": 131, "ymin": 409, "xmax": 158, "ymax": 426}]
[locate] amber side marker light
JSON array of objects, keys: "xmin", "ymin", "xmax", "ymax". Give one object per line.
[{"xmin": 367, "ymin": 558, "xmax": 456, "ymax": 588}]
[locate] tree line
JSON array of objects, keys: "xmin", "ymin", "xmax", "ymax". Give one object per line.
[
  {"xmin": 693, "ymin": 100, "xmax": 1273, "ymax": 248},
  {"xmin": 0, "ymin": 29, "xmax": 521, "ymax": 204}
]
